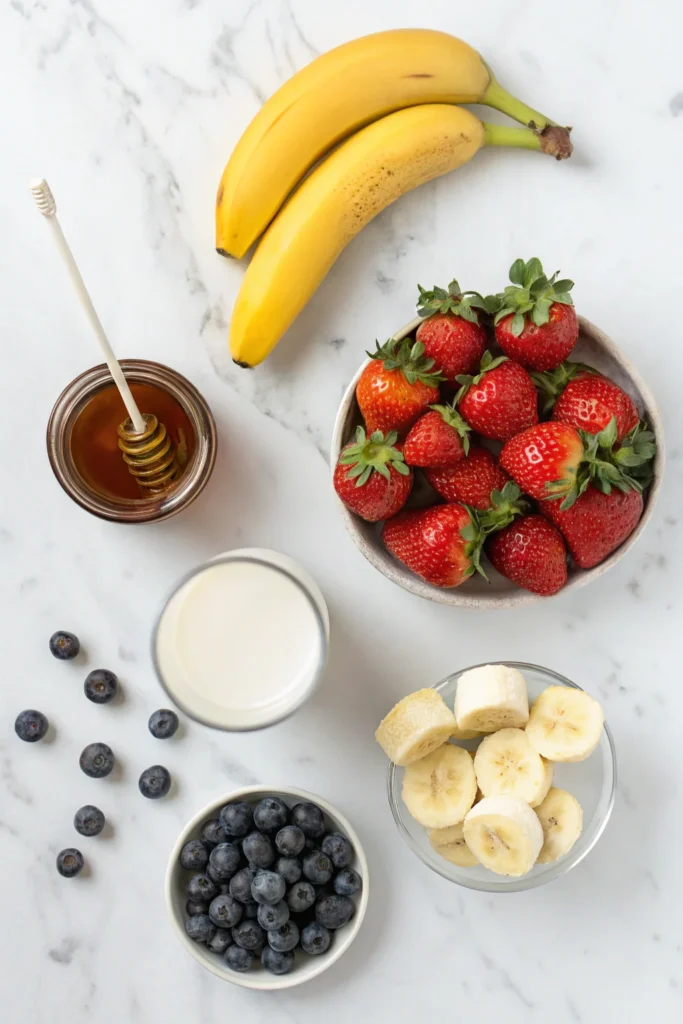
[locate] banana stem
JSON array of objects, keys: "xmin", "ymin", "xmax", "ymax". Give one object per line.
[
  {"xmin": 483, "ymin": 122, "xmax": 572, "ymax": 161},
  {"xmin": 482, "ymin": 71, "xmax": 573, "ymax": 160}
]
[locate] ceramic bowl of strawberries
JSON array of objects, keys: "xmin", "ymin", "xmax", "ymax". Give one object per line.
[{"xmin": 331, "ymin": 258, "xmax": 663, "ymax": 607}]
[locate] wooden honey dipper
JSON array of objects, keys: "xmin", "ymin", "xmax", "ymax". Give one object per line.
[{"xmin": 30, "ymin": 179, "xmax": 180, "ymax": 494}]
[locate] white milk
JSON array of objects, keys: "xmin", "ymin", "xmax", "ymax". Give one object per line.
[{"xmin": 153, "ymin": 550, "xmax": 329, "ymax": 730}]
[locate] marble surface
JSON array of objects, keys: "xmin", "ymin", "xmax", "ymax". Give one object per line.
[{"xmin": 1, "ymin": 1, "xmax": 682, "ymax": 1021}]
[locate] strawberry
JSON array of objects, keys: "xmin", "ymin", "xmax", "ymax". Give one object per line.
[
  {"xmin": 542, "ymin": 486, "xmax": 643, "ymax": 569},
  {"xmin": 487, "ymin": 515, "xmax": 568, "ymax": 596},
  {"xmin": 415, "ymin": 280, "xmax": 488, "ymax": 381},
  {"xmin": 425, "ymin": 446, "xmax": 509, "ymax": 510},
  {"xmin": 403, "ymin": 403, "xmax": 471, "ymax": 469},
  {"xmin": 356, "ymin": 337, "xmax": 441, "ymax": 435},
  {"xmin": 500, "ymin": 421, "xmax": 584, "ymax": 502},
  {"xmin": 491, "ymin": 257, "xmax": 578, "ymax": 371},
  {"xmin": 381, "ymin": 504, "xmax": 486, "ymax": 588},
  {"xmin": 535, "ymin": 364, "xmax": 640, "ymax": 442},
  {"xmin": 456, "ymin": 352, "xmax": 538, "ymax": 441},
  {"xmin": 333, "ymin": 427, "xmax": 412, "ymax": 522}
]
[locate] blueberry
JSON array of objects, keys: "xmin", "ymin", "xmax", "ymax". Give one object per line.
[
  {"xmin": 243, "ymin": 901, "xmax": 259, "ymax": 919},
  {"xmin": 231, "ymin": 920, "xmax": 265, "ymax": 951},
  {"xmin": 208, "ymin": 894, "xmax": 243, "ymax": 928},
  {"xmin": 56, "ymin": 848, "xmax": 84, "ymax": 878},
  {"xmin": 287, "ymin": 881, "xmax": 316, "ymax": 914},
  {"xmin": 186, "ymin": 873, "xmax": 219, "ymax": 903},
  {"xmin": 291, "ymin": 802, "xmax": 325, "ymax": 839},
  {"xmin": 219, "ymin": 801, "xmax": 254, "ymax": 838},
  {"xmin": 302, "ymin": 850, "xmax": 333, "ymax": 885},
  {"xmin": 138, "ymin": 765, "xmax": 171, "ymax": 799},
  {"xmin": 201, "ymin": 818, "xmax": 227, "ymax": 848},
  {"xmin": 333, "ymin": 867, "xmax": 362, "ymax": 897},
  {"xmin": 261, "ymin": 946, "xmax": 295, "ymax": 974},
  {"xmin": 206, "ymin": 861, "xmax": 223, "ymax": 884},
  {"xmin": 229, "ymin": 866, "xmax": 258, "ymax": 903},
  {"xmin": 257, "ymin": 900, "xmax": 289, "ymax": 931},
  {"xmin": 148, "ymin": 708, "xmax": 179, "ymax": 739},
  {"xmin": 14, "ymin": 710, "xmax": 49, "ymax": 743},
  {"xmin": 321, "ymin": 832, "xmax": 352, "ymax": 868},
  {"xmin": 267, "ymin": 919, "xmax": 299, "ymax": 953},
  {"xmin": 276, "ymin": 856, "xmax": 302, "ymax": 885},
  {"xmin": 209, "ymin": 842, "xmax": 241, "ymax": 880},
  {"xmin": 207, "ymin": 928, "xmax": 232, "ymax": 954},
  {"xmin": 275, "ymin": 824, "xmax": 305, "ymax": 857},
  {"xmin": 185, "ymin": 914, "xmax": 216, "ymax": 943},
  {"xmin": 224, "ymin": 945, "xmax": 254, "ymax": 972},
  {"xmin": 49, "ymin": 631, "xmax": 80, "ymax": 660},
  {"xmin": 242, "ymin": 831, "xmax": 275, "ymax": 868},
  {"xmin": 301, "ymin": 920, "xmax": 332, "ymax": 955},
  {"xmin": 186, "ymin": 899, "xmax": 208, "ymax": 916},
  {"xmin": 179, "ymin": 839, "xmax": 209, "ymax": 872},
  {"xmin": 253, "ymin": 796, "xmax": 289, "ymax": 834},
  {"xmin": 315, "ymin": 894, "xmax": 355, "ymax": 930},
  {"xmin": 251, "ymin": 870, "xmax": 286, "ymax": 905},
  {"xmin": 84, "ymin": 669, "xmax": 118, "ymax": 704},
  {"xmin": 79, "ymin": 742, "xmax": 114, "ymax": 778},
  {"xmin": 74, "ymin": 805, "xmax": 105, "ymax": 837}
]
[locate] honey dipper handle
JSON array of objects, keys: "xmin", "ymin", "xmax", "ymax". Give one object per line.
[{"xmin": 29, "ymin": 178, "xmax": 146, "ymax": 434}]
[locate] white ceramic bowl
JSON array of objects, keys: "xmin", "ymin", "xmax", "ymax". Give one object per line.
[
  {"xmin": 331, "ymin": 315, "xmax": 664, "ymax": 608},
  {"xmin": 166, "ymin": 785, "xmax": 369, "ymax": 990}
]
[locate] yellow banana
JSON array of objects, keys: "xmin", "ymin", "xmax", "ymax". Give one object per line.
[
  {"xmin": 230, "ymin": 105, "xmax": 562, "ymax": 368},
  {"xmin": 216, "ymin": 28, "xmax": 571, "ymax": 259}
]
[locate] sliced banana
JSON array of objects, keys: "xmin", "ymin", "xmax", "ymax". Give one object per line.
[
  {"xmin": 463, "ymin": 795, "xmax": 543, "ymax": 877},
  {"xmin": 530, "ymin": 758, "xmax": 554, "ymax": 809},
  {"xmin": 526, "ymin": 686, "xmax": 604, "ymax": 762},
  {"xmin": 535, "ymin": 788, "xmax": 583, "ymax": 863},
  {"xmin": 474, "ymin": 728, "xmax": 549, "ymax": 805},
  {"xmin": 402, "ymin": 743, "xmax": 477, "ymax": 828},
  {"xmin": 454, "ymin": 664, "xmax": 529, "ymax": 733},
  {"xmin": 376, "ymin": 688, "xmax": 456, "ymax": 767},
  {"xmin": 428, "ymin": 823, "xmax": 479, "ymax": 867},
  {"xmin": 451, "ymin": 724, "xmax": 483, "ymax": 741}
]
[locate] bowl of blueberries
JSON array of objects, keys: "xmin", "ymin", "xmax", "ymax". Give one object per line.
[{"xmin": 166, "ymin": 786, "xmax": 368, "ymax": 989}]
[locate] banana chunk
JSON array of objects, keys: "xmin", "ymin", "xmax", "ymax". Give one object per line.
[
  {"xmin": 451, "ymin": 724, "xmax": 483, "ymax": 741},
  {"xmin": 535, "ymin": 788, "xmax": 583, "ymax": 863},
  {"xmin": 531, "ymin": 758, "xmax": 554, "ymax": 809},
  {"xmin": 463, "ymin": 795, "xmax": 543, "ymax": 876},
  {"xmin": 474, "ymin": 728, "xmax": 550, "ymax": 806},
  {"xmin": 525, "ymin": 686, "xmax": 604, "ymax": 762},
  {"xmin": 428, "ymin": 823, "xmax": 479, "ymax": 867},
  {"xmin": 454, "ymin": 664, "xmax": 529, "ymax": 733},
  {"xmin": 376, "ymin": 689, "xmax": 456, "ymax": 766},
  {"xmin": 402, "ymin": 743, "xmax": 477, "ymax": 828}
]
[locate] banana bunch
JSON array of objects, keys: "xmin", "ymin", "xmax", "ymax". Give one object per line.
[{"xmin": 216, "ymin": 29, "xmax": 573, "ymax": 367}]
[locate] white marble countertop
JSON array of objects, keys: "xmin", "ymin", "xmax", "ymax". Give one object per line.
[{"xmin": 1, "ymin": 1, "xmax": 682, "ymax": 1021}]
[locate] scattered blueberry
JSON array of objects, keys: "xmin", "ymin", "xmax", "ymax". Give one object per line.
[
  {"xmin": 15, "ymin": 710, "xmax": 49, "ymax": 743},
  {"xmin": 261, "ymin": 946, "xmax": 295, "ymax": 975},
  {"xmin": 207, "ymin": 928, "xmax": 233, "ymax": 954},
  {"xmin": 148, "ymin": 708, "xmax": 179, "ymax": 739},
  {"xmin": 224, "ymin": 945, "xmax": 254, "ymax": 972},
  {"xmin": 84, "ymin": 669, "xmax": 118, "ymax": 704},
  {"xmin": 276, "ymin": 856, "xmax": 302, "ymax": 885},
  {"xmin": 186, "ymin": 873, "xmax": 219, "ymax": 903},
  {"xmin": 231, "ymin": 920, "xmax": 265, "ymax": 951},
  {"xmin": 185, "ymin": 914, "xmax": 216, "ymax": 943},
  {"xmin": 251, "ymin": 870, "xmax": 286, "ymax": 905},
  {"xmin": 253, "ymin": 796, "xmax": 289, "ymax": 834},
  {"xmin": 242, "ymin": 831, "xmax": 275, "ymax": 868},
  {"xmin": 180, "ymin": 839, "xmax": 209, "ymax": 871},
  {"xmin": 333, "ymin": 867, "xmax": 362, "ymax": 897},
  {"xmin": 321, "ymin": 832, "xmax": 353, "ymax": 869},
  {"xmin": 74, "ymin": 805, "xmax": 105, "ymax": 837},
  {"xmin": 49, "ymin": 631, "xmax": 80, "ymax": 660},
  {"xmin": 209, "ymin": 842, "xmax": 241, "ymax": 880},
  {"xmin": 206, "ymin": 861, "xmax": 223, "ymax": 884},
  {"xmin": 301, "ymin": 920, "xmax": 332, "ymax": 956},
  {"xmin": 186, "ymin": 899, "xmax": 208, "ymax": 916},
  {"xmin": 219, "ymin": 801, "xmax": 254, "ymax": 838},
  {"xmin": 291, "ymin": 802, "xmax": 325, "ymax": 839},
  {"xmin": 201, "ymin": 818, "xmax": 227, "ymax": 848},
  {"xmin": 316, "ymin": 894, "xmax": 355, "ymax": 930},
  {"xmin": 229, "ymin": 866, "xmax": 257, "ymax": 903},
  {"xmin": 79, "ymin": 742, "xmax": 114, "ymax": 778},
  {"xmin": 302, "ymin": 850, "xmax": 333, "ymax": 885},
  {"xmin": 257, "ymin": 900, "xmax": 289, "ymax": 931},
  {"xmin": 57, "ymin": 848, "xmax": 84, "ymax": 877},
  {"xmin": 138, "ymin": 765, "xmax": 171, "ymax": 799},
  {"xmin": 287, "ymin": 880, "xmax": 316, "ymax": 914},
  {"xmin": 267, "ymin": 919, "xmax": 299, "ymax": 953},
  {"xmin": 208, "ymin": 894, "xmax": 243, "ymax": 928},
  {"xmin": 275, "ymin": 824, "xmax": 305, "ymax": 857}
]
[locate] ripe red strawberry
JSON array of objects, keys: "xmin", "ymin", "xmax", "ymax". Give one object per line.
[
  {"xmin": 456, "ymin": 352, "xmax": 538, "ymax": 441},
  {"xmin": 381, "ymin": 504, "xmax": 485, "ymax": 588},
  {"xmin": 415, "ymin": 280, "xmax": 489, "ymax": 381},
  {"xmin": 425, "ymin": 446, "xmax": 509, "ymax": 510},
  {"xmin": 487, "ymin": 515, "xmax": 568, "ymax": 595},
  {"xmin": 542, "ymin": 486, "xmax": 643, "ymax": 569},
  {"xmin": 356, "ymin": 336, "xmax": 441, "ymax": 435},
  {"xmin": 500, "ymin": 421, "xmax": 584, "ymax": 502},
  {"xmin": 492, "ymin": 257, "xmax": 578, "ymax": 371},
  {"xmin": 333, "ymin": 427, "xmax": 412, "ymax": 523},
  {"xmin": 403, "ymin": 403, "xmax": 471, "ymax": 469},
  {"xmin": 550, "ymin": 369, "xmax": 639, "ymax": 442}
]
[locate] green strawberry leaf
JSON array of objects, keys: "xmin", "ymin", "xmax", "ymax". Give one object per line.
[
  {"xmin": 509, "ymin": 258, "xmax": 526, "ymax": 286},
  {"xmin": 338, "ymin": 428, "xmax": 412, "ymax": 489},
  {"xmin": 493, "ymin": 257, "xmax": 575, "ymax": 335},
  {"xmin": 511, "ymin": 312, "xmax": 525, "ymax": 336}
]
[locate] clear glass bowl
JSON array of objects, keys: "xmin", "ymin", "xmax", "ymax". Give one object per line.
[{"xmin": 387, "ymin": 662, "xmax": 616, "ymax": 893}]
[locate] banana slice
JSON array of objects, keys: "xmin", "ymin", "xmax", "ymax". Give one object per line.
[
  {"xmin": 530, "ymin": 758, "xmax": 554, "ymax": 809},
  {"xmin": 402, "ymin": 743, "xmax": 477, "ymax": 828},
  {"xmin": 428, "ymin": 823, "xmax": 479, "ymax": 867},
  {"xmin": 474, "ymin": 728, "xmax": 549, "ymax": 805},
  {"xmin": 535, "ymin": 788, "xmax": 583, "ymax": 863},
  {"xmin": 376, "ymin": 689, "xmax": 456, "ymax": 767},
  {"xmin": 451, "ymin": 724, "xmax": 482, "ymax": 741},
  {"xmin": 454, "ymin": 664, "xmax": 529, "ymax": 733},
  {"xmin": 525, "ymin": 686, "xmax": 604, "ymax": 762},
  {"xmin": 463, "ymin": 795, "xmax": 543, "ymax": 876}
]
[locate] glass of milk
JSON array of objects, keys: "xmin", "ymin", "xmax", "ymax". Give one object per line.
[{"xmin": 152, "ymin": 549, "xmax": 329, "ymax": 730}]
